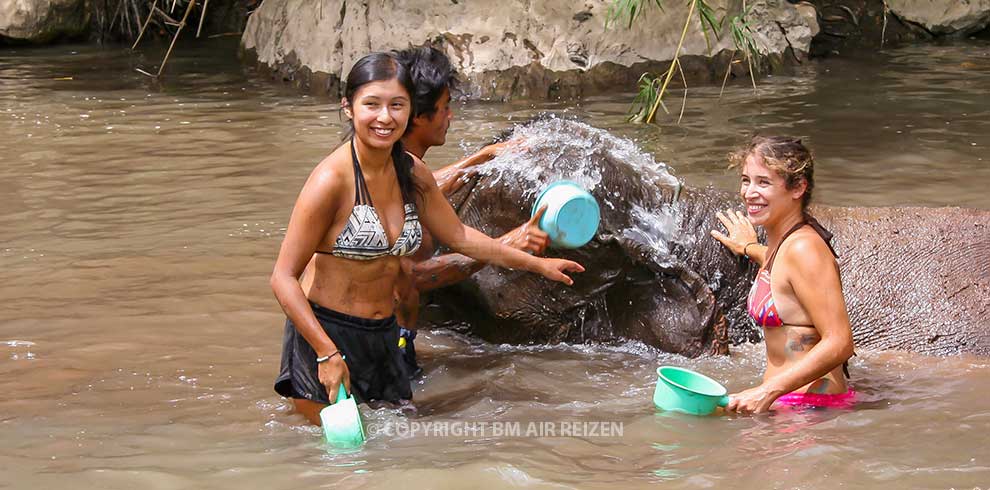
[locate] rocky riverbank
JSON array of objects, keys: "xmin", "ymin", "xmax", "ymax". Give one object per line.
[
  {"xmin": 4, "ymin": 0, "xmax": 989, "ymax": 100},
  {"xmin": 239, "ymin": 0, "xmax": 818, "ymax": 100}
]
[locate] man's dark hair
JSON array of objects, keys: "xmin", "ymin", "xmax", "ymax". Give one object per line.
[{"xmin": 395, "ymin": 46, "xmax": 457, "ymax": 122}]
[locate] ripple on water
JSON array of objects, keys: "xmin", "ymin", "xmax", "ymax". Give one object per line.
[{"xmin": 2, "ymin": 39, "xmax": 990, "ymax": 490}]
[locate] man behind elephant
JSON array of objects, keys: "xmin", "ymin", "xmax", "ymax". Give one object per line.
[{"xmin": 394, "ymin": 46, "xmax": 549, "ymax": 376}]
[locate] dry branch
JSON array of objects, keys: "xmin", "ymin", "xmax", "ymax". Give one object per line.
[{"xmin": 157, "ymin": 0, "xmax": 197, "ymax": 77}]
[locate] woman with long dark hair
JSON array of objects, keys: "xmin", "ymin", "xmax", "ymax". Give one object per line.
[{"xmin": 270, "ymin": 52, "xmax": 584, "ymax": 424}]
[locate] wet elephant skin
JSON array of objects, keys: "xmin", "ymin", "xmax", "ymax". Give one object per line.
[{"xmin": 422, "ymin": 119, "xmax": 990, "ymax": 357}]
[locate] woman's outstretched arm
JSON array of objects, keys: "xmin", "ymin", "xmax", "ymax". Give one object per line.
[
  {"xmin": 412, "ymin": 206, "xmax": 550, "ymax": 292},
  {"xmin": 412, "ymin": 160, "xmax": 584, "ymax": 285}
]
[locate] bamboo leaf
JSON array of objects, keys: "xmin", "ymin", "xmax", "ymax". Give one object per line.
[
  {"xmin": 612, "ymin": 0, "xmax": 765, "ymax": 123},
  {"xmin": 606, "ymin": 0, "xmax": 665, "ymax": 30}
]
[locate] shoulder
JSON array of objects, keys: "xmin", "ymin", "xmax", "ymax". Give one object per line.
[
  {"xmin": 779, "ymin": 228, "xmax": 837, "ymax": 275},
  {"xmin": 409, "ymin": 153, "xmax": 437, "ymax": 184},
  {"xmin": 295, "ymin": 144, "xmax": 351, "ymax": 213},
  {"xmin": 307, "ymin": 144, "xmax": 351, "ymax": 190}
]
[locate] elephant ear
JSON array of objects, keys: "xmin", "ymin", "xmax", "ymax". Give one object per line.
[{"xmin": 604, "ymin": 234, "xmax": 729, "ymax": 356}]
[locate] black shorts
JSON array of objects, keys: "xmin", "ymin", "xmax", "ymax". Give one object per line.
[{"xmin": 274, "ymin": 301, "xmax": 412, "ymax": 405}]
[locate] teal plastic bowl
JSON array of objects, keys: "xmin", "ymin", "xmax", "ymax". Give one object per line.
[
  {"xmin": 653, "ymin": 366, "xmax": 730, "ymax": 416},
  {"xmin": 532, "ymin": 181, "xmax": 600, "ymax": 249},
  {"xmin": 320, "ymin": 387, "xmax": 365, "ymax": 448}
]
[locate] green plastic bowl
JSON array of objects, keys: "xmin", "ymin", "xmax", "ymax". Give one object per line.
[
  {"xmin": 653, "ymin": 366, "xmax": 730, "ymax": 416},
  {"xmin": 320, "ymin": 387, "xmax": 365, "ymax": 448}
]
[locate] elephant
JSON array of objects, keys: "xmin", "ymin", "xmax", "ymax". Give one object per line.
[{"xmin": 420, "ymin": 117, "xmax": 990, "ymax": 357}]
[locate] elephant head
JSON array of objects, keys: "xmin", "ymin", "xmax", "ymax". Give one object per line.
[{"xmin": 425, "ymin": 117, "xmax": 730, "ymax": 356}]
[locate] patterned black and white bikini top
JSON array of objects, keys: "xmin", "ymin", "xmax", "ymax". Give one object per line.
[{"xmin": 316, "ymin": 140, "xmax": 422, "ymax": 260}]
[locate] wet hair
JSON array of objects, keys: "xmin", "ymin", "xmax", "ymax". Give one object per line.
[
  {"xmin": 729, "ymin": 135, "xmax": 815, "ymax": 210},
  {"xmin": 342, "ymin": 51, "xmax": 424, "ymax": 204},
  {"xmin": 394, "ymin": 46, "xmax": 457, "ymax": 124}
]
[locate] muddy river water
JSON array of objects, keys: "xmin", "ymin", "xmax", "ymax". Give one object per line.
[{"xmin": 2, "ymin": 39, "xmax": 989, "ymax": 489}]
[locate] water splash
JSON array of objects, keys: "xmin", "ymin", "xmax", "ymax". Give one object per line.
[
  {"xmin": 621, "ymin": 203, "xmax": 681, "ymax": 259},
  {"xmin": 471, "ymin": 116, "xmax": 685, "ymax": 255},
  {"xmin": 475, "ymin": 116, "xmax": 679, "ymax": 197}
]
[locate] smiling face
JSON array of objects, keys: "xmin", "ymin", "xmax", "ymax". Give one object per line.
[
  {"xmin": 342, "ymin": 78, "xmax": 411, "ymax": 151},
  {"xmin": 740, "ymin": 153, "xmax": 807, "ymax": 227}
]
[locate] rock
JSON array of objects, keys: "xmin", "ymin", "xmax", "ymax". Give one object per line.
[
  {"xmin": 0, "ymin": 0, "xmax": 89, "ymax": 43},
  {"xmin": 793, "ymin": 1, "xmax": 821, "ymax": 39},
  {"xmin": 886, "ymin": 0, "xmax": 990, "ymax": 35},
  {"xmin": 241, "ymin": 0, "xmax": 817, "ymax": 100},
  {"xmin": 747, "ymin": 0, "xmax": 820, "ymax": 62}
]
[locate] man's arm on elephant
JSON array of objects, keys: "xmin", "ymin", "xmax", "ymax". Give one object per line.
[
  {"xmin": 433, "ymin": 140, "xmax": 519, "ymax": 196},
  {"xmin": 711, "ymin": 209, "xmax": 767, "ymax": 267},
  {"xmin": 413, "ymin": 253, "xmax": 486, "ymax": 291},
  {"xmin": 413, "ymin": 206, "xmax": 550, "ymax": 292}
]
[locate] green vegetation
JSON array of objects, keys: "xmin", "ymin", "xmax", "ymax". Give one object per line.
[{"xmin": 606, "ymin": 0, "xmax": 764, "ymax": 124}]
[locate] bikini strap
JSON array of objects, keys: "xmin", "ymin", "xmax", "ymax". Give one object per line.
[
  {"xmin": 763, "ymin": 214, "xmax": 839, "ymax": 272},
  {"xmin": 804, "ymin": 214, "xmax": 839, "ymax": 259},
  {"xmin": 349, "ymin": 139, "xmax": 374, "ymax": 206},
  {"xmin": 764, "ymin": 221, "xmax": 807, "ymax": 272}
]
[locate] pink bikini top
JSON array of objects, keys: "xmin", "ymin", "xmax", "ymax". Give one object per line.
[
  {"xmin": 748, "ymin": 268, "xmax": 788, "ymax": 328},
  {"xmin": 746, "ymin": 217, "xmax": 838, "ymax": 328}
]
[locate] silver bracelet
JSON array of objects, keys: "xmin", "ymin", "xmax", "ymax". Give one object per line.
[{"xmin": 316, "ymin": 351, "xmax": 343, "ymax": 364}]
